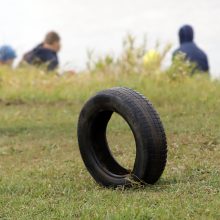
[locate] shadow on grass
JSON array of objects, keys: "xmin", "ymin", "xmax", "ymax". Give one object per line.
[{"xmin": 96, "ymin": 174, "xmax": 205, "ymax": 193}]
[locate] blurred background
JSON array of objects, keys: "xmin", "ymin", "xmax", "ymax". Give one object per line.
[{"xmin": 0, "ymin": 0, "xmax": 219, "ymax": 76}]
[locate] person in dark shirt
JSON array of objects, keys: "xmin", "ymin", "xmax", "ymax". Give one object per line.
[
  {"xmin": 173, "ymin": 25, "xmax": 209, "ymax": 73},
  {"xmin": 23, "ymin": 31, "xmax": 61, "ymax": 71}
]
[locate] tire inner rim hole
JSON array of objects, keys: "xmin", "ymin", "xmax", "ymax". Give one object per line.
[{"xmin": 106, "ymin": 113, "xmax": 136, "ymax": 172}]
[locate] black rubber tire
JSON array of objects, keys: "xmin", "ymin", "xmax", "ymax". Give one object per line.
[{"xmin": 77, "ymin": 87, "xmax": 167, "ymax": 187}]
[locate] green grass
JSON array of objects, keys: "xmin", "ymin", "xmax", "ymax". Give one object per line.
[{"xmin": 0, "ymin": 65, "xmax": 220, "ymax": 219}]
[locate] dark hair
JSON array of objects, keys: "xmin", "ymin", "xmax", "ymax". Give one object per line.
[{"xmin": 44, "ymin": 31, "xmax": 60, "ymax": 45}]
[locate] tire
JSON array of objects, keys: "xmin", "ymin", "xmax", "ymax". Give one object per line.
[{"xmin": 77, "ymin": 87, "xmax": 167, "ymax": 187}]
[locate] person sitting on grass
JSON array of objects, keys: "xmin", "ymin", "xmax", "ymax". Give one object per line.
[
  {"xmin": 23, "ymin": 31, "xmax": 61, "ymax": 71},
  {"xmin": 0, "ymin": 45, "xmax": 16, "ymax": 67},
  {"xmin": 173, "ymin": 25, "xmax": 209, "ymax": 73}
]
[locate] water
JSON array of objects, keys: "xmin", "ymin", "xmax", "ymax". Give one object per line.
[{"xmin": 1, "ymin": 0, "xmax": 219, "ymax": 76}]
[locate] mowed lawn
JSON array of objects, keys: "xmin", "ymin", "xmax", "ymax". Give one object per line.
[{"xmin": 0, "ymin": 71, "xmax": 219, "ymax": 219}]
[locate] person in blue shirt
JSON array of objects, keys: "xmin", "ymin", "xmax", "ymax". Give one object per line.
[
  {"xmin": 0, "ymin": 45, "xmax": 16, "ymax": 67},
  {"xmin": 23, "ymin": 31, "xmax": 61, "ymax": 71},
  {"xmin": 173, "ymin": 25, "xmax": 209, "ymax": 73}
]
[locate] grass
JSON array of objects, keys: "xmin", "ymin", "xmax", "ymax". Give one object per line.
[
  {"xmin": 0, "ymin": 36, "xmax": 219, "ymax": 219},
  {"xmin": 0, "ymin": 68, "xmax": 219, "ymax": 219}
]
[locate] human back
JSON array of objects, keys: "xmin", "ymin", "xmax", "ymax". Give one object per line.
[
  {"xmin": 173, "ymin": 25, "xmax": 209, "ymax": 73},
  {"xmin": 23, "ymin": 31, "xmax": 61, "ymax": 71}
]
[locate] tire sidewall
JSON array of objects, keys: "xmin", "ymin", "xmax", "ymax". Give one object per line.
[{"xmin": 77, "ymin": 92, "xmax": 150, "ymax": 186}]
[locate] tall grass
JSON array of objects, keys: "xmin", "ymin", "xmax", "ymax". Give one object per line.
[{"xmin": 0, "ymin": 35, "xmax": 217, "ymax": 104}]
